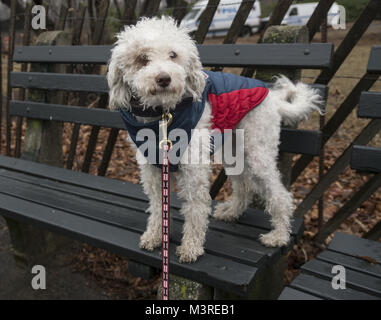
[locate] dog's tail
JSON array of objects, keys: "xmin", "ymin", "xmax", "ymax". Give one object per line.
[{"xmin": 273, "ymin": 75, "xmax": 323, "ymax": 126}]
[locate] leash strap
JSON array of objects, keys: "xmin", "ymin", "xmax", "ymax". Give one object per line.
[
  {"xmin": 160, "ymin": 113, "xmax": 173, "ymax": 301},
  {"xmin": 162, "ymin": 143, "xmax": 170, "ymax": 300}
]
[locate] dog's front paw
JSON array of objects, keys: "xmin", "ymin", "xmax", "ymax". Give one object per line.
[
  {"xmin": 176, "ymin": 244, "xmax": 204, "ymax": 263},
  {"xmin": 213, "ymin": 201, "xmax": 240, "ymax": 222},
  {"xmin": 139, "ymin": 231, "xmax": 161, "ymax": 251},
  {"xmin": 259, "ymin": 230, "xmax": 290, "ymax": 247}
]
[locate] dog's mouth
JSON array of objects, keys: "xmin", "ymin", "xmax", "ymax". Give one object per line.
[{"xmin": 149, "ymin": 86, "xmax": 177, "ymax": 96}]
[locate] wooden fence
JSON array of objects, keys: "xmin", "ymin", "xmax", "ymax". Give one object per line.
[{"xmin": 1, "ymin": 0, "xmax": 380, "ymax": 245}]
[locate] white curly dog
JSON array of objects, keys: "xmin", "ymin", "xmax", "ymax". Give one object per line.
[{"xmin": 107, "ymin": 16, "xmax": 321, "ymax": 263}]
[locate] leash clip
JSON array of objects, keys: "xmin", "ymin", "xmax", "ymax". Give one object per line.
[{"xmin": 159, "ymin": 112, "xmax": 173, "ymax": 150}]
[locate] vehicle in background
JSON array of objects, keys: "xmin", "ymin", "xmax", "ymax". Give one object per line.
[
  {"xmin": 180, "ymin": 0, "xmax": 262, "ymax": 37},
  {"xmin": 282, "ymin": 2, "xmax": 340, "ymax": 26},
  {"xmin": 0, "ymin": 1, "xmax": 10, "ymax": 22},
  {"xmin": 261, "ymin": 2, "xmax": 341, "ymax": 30}
]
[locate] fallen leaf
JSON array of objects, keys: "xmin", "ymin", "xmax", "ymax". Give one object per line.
[{"xmin": 358, "ymin": 256, "xmax": 377, "ymax": 264}]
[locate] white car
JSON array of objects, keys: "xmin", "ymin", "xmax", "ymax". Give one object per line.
[
  {"xmin": 180, "ymin": 0, "xmax": 262, "ymax": 37},
  {"xmin": 282, "ymin": 2, "xmax": 341, "ymax": 27},
  {"xmin": 0, "ymin": 1, "xmax": 10, "ymax": 21}
]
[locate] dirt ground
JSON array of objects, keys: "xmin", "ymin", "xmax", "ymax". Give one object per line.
[{"xmin": 0, "ymin": 21, "xmax": 380, "ymax": 299}]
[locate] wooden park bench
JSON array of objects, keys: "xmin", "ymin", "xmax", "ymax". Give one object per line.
[
  {"xmin": 279, "ymin": 47, "xmax": 381, "ymax": 300},
  {"xmin": 0, "ymin": 27, "xmax": 333, "ymax": 299},
  {"xmin": 278, "ymin": 233, "xmax": 381, "ymax": 300}
]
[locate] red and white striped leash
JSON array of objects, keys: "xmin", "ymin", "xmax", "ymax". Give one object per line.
[{"xmin": 160, "ymin": 113, "xmax": 173, "ymax": 301}]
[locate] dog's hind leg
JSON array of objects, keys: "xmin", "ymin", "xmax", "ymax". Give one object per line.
[
  {"xmin": 248, "ymin": 162, "xmax": 293, "ymax": 247},
  {"xmin": 139, "ymin": 164, "xmax": 163, "ymax": 251},
  {"xmin": 240, "ymin": 104, "xmax": 293, "ymax": 247},
  {"xmin": 244, "ymin": 146, "xmax": 293, "ymax": 247},
  {"xmin": 213, "ymin": 169, "xmax": 255, "ymax": 222}
]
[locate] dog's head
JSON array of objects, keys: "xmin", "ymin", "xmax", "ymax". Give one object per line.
[{"xmin": 107, "ymin": 16, "xmax": 205, "ymax": 111}]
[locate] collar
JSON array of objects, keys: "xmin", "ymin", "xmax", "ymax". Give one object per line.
[{"xmin": 129, "ymin": 96, "xmax": 194, "ymax": 118}]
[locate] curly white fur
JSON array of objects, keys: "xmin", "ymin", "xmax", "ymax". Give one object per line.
[
  {"xmin": 108, "ymin": 16, "xmax": 205, "ymax": 111},
  {"xmin": 107, "ymin": 16, "xmax": 322, "ymax": 263}
]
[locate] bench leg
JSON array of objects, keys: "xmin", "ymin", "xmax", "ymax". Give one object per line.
[
  {"xmin": 128, "ymin": 260, "xmax": 158, "ymax": 280},
  {"xmin": 157, "ymin": 274, "xmax": 214, "ymax": 300},
  {"xmin": 214, "ymin": 256, "xmax": 287, "ymax": 300},
  {"xmin": 3, "ymin": 31, "xmax": 74, "ymax": 268},
  {"xmin": 157, "ymin": 256, "xmax": 286, "ymax": 300},
  {"xmin": 4, "ymin": 218, "xmax": 71, "ymax": 268}
]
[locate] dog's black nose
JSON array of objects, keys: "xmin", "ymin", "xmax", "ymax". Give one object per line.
[{"xmin": 156, "ymin": 72, "xmax": 171, "ymax": 88}]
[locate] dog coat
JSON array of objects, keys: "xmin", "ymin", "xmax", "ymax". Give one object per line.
[{"xmin": 119, "ymin": 70, "xmax": 269, "ymax": 171}]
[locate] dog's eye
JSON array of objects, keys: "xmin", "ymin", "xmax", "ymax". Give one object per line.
[
  {"xmin": 137, "ymin": 54, "xmax": 149, "ymax": 66},
  {"xmin": 169, "ymin": 51, "xmax": 177, "ymax": 59}
]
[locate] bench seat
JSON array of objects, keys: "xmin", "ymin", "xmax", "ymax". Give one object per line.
[
  {"xmin": 279, "ymin": 233, "xmax": 381, "ymax": 300},
  {"xmin": 0, "ymin": 155, "xmax": 303, "ymax": 297}
]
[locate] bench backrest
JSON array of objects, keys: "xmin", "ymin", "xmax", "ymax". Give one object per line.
[
  {"xmin": 350, "ymin": 93, "xmax": 381, "ymax": 173},
  {"xmin": 349, "ymin": 48, "xmax": 381, "ymax": 241},
  {"xmin": 350, "ymin": 46, "xmax": 381, "ymax": 173},
  {"xmin": 10, "ymin": 42, "xmax": 333, "ymax": 176},
  {"xmin": 367, "ymin": 45, "xmax": 381, "ymax": 74}
]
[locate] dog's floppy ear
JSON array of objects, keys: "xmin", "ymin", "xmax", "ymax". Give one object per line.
[
  {"xmin": 107, "ymin": 57, "xmax": 131, "ymax": 110},
  {"xmin": 186, "ymin": 49, "xmax": 205, "ymax": 101}
]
